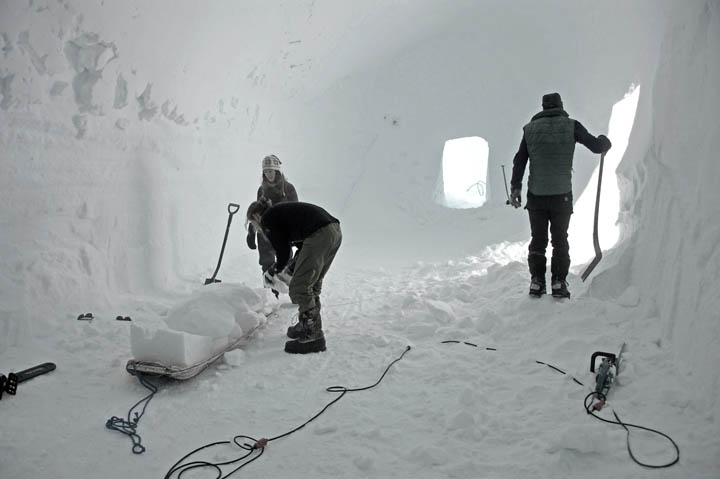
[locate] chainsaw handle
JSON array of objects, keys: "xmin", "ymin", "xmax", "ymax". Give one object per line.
[{"xmin": 590, "ymin": 351, "xmax": 616, "ymax": 373}]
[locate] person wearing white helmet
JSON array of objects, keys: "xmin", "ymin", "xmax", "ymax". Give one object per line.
[{"xmin": 246, "ymin": 155, "xmax": 299, "ymax": 297}]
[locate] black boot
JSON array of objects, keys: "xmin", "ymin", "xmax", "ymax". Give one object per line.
[
  {"xmin": 285, "ymin": 306, "xmax": 325, "ymax": 354},
  {"xmin": 551, "ymin": 278, "xmax": 570, "ymax": 298},
  {"xmin": 286, "ymin": 297, "xmax": 320, "ymax": 339},
  {"xmin": 286, "ymin": 321, "xmax": 303, "ymax": 339},
  {"xmin": 529, "ymin": 276, "xmax": 546, "ymax": 297}
]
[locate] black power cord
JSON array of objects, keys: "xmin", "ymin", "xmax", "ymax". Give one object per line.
[
  {"xmin": 584, "ymin": 392, "xmax": 680, "ymax": 468},
  {"xmin": 164, "ymin": 346, "xmax": 412, "ymax": 479},
  {"xmin": 443, "ymin": 340, "xmax": 680, "ymax": 469},
  {"xmin": 116, "ymin": 340, "xmax": 678, "ymax": 474}
]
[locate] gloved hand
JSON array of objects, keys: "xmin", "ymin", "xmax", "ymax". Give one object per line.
[
  {"xmin": 266, "ymin": 264, "xmax": 277, "ymax": 277},
  {"xmin": 263, "ymin": 265, "xmax": 276, "ymax": 289},
  {"xmin": 598, "ymin": 134, "xmax": 612, "ymax": 153},
  {"xmin": 263, "ymin": 270, "xmax": 275, "ymax": 289},
  {"xmin": 277, "ymin": 268, "xmax": 292, "ymax": 286},
  {"xmin": 267, "ymin": 263, "xmax": 292, "ymax": 286},
  {"xmin": 263, "ymin": 264, "xmax": 289, "ymax": 293},
  {"xmin": 246, "ymin": 233, "xmax": 257, "ymax": 250},
  {"xmin": 510, "ymin": 188, "xmax": 522, "ymax": 208}
]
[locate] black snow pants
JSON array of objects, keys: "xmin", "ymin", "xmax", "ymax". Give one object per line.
[{"xmin": 526, "ymin": 191, "xmax": 573, "ymax": 282}]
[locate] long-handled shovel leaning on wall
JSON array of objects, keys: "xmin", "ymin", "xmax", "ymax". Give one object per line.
[{"xmin": 204, "ymin": 203, "xmax": 240, "ymax": 285}]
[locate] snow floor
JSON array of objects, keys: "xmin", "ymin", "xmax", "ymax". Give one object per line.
[{"xmin": 0, "ymin": 244, "xmax": 716, "ymax": 479}]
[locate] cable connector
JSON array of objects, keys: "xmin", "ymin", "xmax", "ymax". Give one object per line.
[{"xmin": 253, "ymin": 438, "xmax": 268, "ymax": 449}]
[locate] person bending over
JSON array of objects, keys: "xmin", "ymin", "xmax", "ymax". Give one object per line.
[{"xmin": 246, "ymin": 199, "xmax": 342, "ymax": 354}]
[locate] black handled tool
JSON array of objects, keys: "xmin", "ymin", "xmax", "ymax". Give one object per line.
[
  {"xmin": 1, "ymin": 362, "xmax": 56, "ymax": 400},
  {"xmin": 205, "ymin": 203, "xmax": 241, "ymax": 285},
  {"xmin": 581, "ymin": 152, "xmax": 606, "ymax": 282},
  {"xmin": 501, "ymin": 165, "xmax": 511, "ymax": 206}
]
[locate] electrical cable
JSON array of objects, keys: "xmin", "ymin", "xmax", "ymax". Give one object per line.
[
  {"xmin": 115, "ymin": 340, "xmax": 679, "ymax": 474},
  {"xmin": 584, "ymin": 392, "xmax": 680, "ymax": 468},
  {"xmin": 443, "ymin": 340, "xmax": 680, "ymax": 469},
  {"xmin": 164, "ymin": 345, "xmax": 412, "ymax": 479},
  {"xmin": 105, "ymin": 366, "xmax": 158, "ymax": 454}
]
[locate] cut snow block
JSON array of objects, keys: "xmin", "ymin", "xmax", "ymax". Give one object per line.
[
  {"xmin": 126, "ymin": 284, "xmax": 277, "ymax": 380},
  {"xmin": 129, "ymin": 325, "xmax": 230, "ymax": 369}
]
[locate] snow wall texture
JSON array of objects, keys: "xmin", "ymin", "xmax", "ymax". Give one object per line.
[
  {"xmin": 591, "ymin": 1, "xmax": 720, "ymax": 421},
  {"xmin": 0, "ymin": 0, "xmax": 718, "ymax": 416}
]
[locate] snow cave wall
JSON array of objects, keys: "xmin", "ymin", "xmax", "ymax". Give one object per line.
[{"xmin": 592, "ymin": 0, "xmax": 720, "ymax": 420}]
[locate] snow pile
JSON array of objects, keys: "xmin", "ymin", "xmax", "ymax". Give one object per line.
[{"xmin": 130, "ymin": 283, "xmax": 272, "ymax": 366}]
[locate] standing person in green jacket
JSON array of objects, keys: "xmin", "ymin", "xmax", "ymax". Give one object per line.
[
  {"xmin": 510, "ymin": 92, "xmax": 612, "ymax": 298},
  {"xmin": 246, "ymin": 154, "xmax": 299, "ymax": 297}
]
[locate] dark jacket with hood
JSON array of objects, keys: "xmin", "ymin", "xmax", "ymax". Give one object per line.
[
  {"xmin": 256, "ymin": 174, "xmax": 298, "ymax": 205},
  {"xmin": 248, "ymin": 174, "xmax": 298, "ymax": 239}
]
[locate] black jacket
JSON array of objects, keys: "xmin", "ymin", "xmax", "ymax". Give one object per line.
[{"xmin": 260, "ymin": 202, "xmax": 339, "ymax": 270}]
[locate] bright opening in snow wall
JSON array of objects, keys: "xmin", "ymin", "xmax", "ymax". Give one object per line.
[{"xmin": 436, "ymin": 137, "xmax": 489, "ymax": 209}]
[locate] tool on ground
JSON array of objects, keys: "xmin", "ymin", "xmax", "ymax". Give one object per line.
[
  {"xmin": 0, "ymin": 362, "xmax": 56, "ymax": 400},
  {"xmin": 589, "ymin": 342, "xmax": 626, "ymax": 410}
]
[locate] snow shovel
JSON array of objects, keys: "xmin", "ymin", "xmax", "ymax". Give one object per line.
[
  {"xmin": 581, "ymin": 152, "xmax": 606, "ymax": 282},
  {"xmin": 204, "ymin": 203, "xmax": 240, "ymax": 285}
]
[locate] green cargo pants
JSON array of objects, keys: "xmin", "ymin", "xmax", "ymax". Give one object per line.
[{"xmin": 289, "ymin": 222, "xmax": 342, "ymax": 313}]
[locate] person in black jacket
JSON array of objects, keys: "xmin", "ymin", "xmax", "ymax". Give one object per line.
[
  {"xmin": 510, "ymin": 92, "xmax": 612, "ymax": 298},
  {"xmin": 246, "ymin": 155, "xmax": 299, "ymax": 297},
  {"xmin": 246, "ymin": 200, "xmax": 342, "ymax": 354}
]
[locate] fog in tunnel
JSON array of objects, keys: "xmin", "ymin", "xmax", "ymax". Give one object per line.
[{"xmin": 1, "ymin": 1, "xmax": 719, "ymax": 476}]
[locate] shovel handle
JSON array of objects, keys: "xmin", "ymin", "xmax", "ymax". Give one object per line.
[
  {"xmin": 501, "ymin": 165, "xmax": 512, "ymax": 205},
  {"xmin": 228, "ymin": 203, "xmax": 240, "ymax": 215}
]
